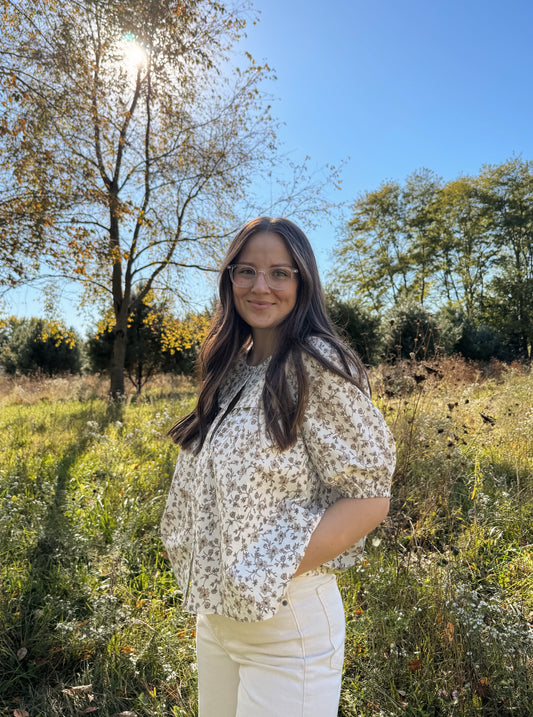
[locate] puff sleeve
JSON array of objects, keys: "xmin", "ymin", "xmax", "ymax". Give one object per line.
[{"xmin": 301, "ymin": 341, "xmax": 396, "ymax": 500}]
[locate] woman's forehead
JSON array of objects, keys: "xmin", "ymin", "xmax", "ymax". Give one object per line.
[{"xmin": 238, "ymin": 232, "xmax": 293, "ymax": 264}]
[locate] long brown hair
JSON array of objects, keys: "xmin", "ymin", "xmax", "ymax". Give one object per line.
[{"xmin": 169, "ymin": 217, "xmax": 368, "ymax": 452}]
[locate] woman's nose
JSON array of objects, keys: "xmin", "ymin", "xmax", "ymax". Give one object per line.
[{"xmin": 251, "ymin": 271, "xmax": 271, "ymax": 291}]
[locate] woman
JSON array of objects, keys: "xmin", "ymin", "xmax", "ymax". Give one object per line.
[{"xmin": 161, "ymin": 217, "xmax": 396, "ymax": 716}]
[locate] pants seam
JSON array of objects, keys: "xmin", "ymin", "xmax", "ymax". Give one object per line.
[
  {"xmin": 316, "ymin": 580, "xmax": 344, "ymax": 670},
  {"xmin": 286, "ymin": 592, "xmax": 308, "ymax": 717}
]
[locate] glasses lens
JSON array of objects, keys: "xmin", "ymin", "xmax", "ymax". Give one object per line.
[
  {"xmin": 231, "ymin": 265, "xmax": 256, "ymax": 286},
  {"xmin": 268, "ymin": 268, "xmax": 292, "ymax": 289},
  {"xmin": 229, "ymin": 265, "xmax": 295, "ymax": 289}
]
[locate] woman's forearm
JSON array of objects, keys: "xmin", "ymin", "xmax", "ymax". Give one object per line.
[{"xmin": 293, "ymin": 496, "xmax": 390, "ymax": 576}]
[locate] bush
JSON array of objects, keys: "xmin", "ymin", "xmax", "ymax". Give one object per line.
[
  {"xmin": 438, "ymin": 305, "xmax": 511, "ymax": 361},
  {"xmin": 382, "ymin": 300, "xmax": 440, "ymax": 361},
  {"xmin": 87, "ymin": 300, "xmax": 208, "ymax": 392},
  {"xmin": 0, "ymin": 317, "xmax": 81, "ymax": 375},
  {"xmin": 326, "ymin": 294, "xmax": 383, "ymax": 365}
]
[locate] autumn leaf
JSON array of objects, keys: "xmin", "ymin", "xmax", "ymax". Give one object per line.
[
  {"xmin": 16, "ymin": 647, "xmax": 27, "ymax": 661},
  {"xmin": 473, "ymin": 677, "xmax": 491, "ymax": 698},
  {"xmin": 14, "ymin": 710, "xmax": 29, "ymax": 717},
  {"xmin": 443, "ymin": 621, "xmax": 455, "ymax": 642},
  {"xmin": 408, "ymin": 658, "xmax": 422, "ymax": 672}
]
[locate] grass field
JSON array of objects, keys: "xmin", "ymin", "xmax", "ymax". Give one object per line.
[{"xmin": 0, "ymin": 360, "xmax": 532, "ymax": 716}]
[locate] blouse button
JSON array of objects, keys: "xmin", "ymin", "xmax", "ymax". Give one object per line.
[{"xmin": 282, "ymin": 599, "xmax": 288, "ymax": 606}]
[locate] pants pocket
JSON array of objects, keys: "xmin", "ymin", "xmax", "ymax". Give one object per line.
[{"xmin": 316, "ymin": 578, "xmax": 346, "ymax": 670}]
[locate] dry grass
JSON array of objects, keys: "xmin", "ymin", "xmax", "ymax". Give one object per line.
[{"xmin": 0, "ymin": 371, "xmax": 196, "ymax": 406}]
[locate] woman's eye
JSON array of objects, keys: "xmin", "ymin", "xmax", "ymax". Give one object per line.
[
  {"xmin": 237, "ymin": 266, "xmax": 255, "ymax": 276},
  {"xmin": 273, "ymin": 268, "xmax": 290, "ymax": 279}
]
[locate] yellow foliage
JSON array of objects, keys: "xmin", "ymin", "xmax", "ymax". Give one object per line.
[
  {"xmin": 96, "ymin": 306, "xmax": 116, "ymax": 337},
  {"xmin": 38, "ymin": 320, "xmax": 77, "ymax": 349},
  {"xmin": 161, "ymin": 312, "xmax": 209, "ymax": 354}
]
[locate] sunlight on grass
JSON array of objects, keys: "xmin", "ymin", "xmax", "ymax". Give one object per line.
[{"xmin": 0, "ymin": 363, "xmax": 532, "ymax": 716}]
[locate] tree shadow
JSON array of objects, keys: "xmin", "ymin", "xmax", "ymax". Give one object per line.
[{"xmin": 2, "ymin": 400, "xmax": 125, "ymax": 698}]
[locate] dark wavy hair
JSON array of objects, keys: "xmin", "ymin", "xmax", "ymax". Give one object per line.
[{"xmin": 169, "ymin": 216, "xmax": 368, "ymax": 451}]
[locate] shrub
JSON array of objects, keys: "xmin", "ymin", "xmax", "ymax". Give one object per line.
[
  {"xmin": 326, "ymin": 294, "xmax": 383, "ymax": 365},
  {"xmin": 0, "ymin": 317, "xmax": 81, "ymax": 375},
  {"xmin": 382, "ymin": 300, "xmax": 440, "ymax": 361},
  {"xmin": 437, "ymin": 305, "xmax": 510, "ymax": 361},
  {"xmin": 87, "ymin": 300, "xmax": 209, "ymax": 392}
]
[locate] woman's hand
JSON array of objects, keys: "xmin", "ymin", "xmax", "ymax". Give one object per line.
[{"xmin": 293, "ymin": 496, "xmax": 390, "ymax": 576}]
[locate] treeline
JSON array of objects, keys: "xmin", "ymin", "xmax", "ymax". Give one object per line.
[
  {"xmin": 4, "ymin": 155, "xmax": 533, "ymax": 378},
  {"xmin": 333, "ymin": 156, "xmax": 533, "ymax": 361},
  {"xmin": 1, "ymin": 290, "xmax": 517, "ymax": 389},
  {"xmin": 0, "ymin": 303, "xmax": 210, "ymax": 391}
]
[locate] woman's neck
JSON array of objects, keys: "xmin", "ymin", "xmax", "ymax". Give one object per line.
[{"xmin": 248, "ymin": 328, "xmax": 279, "ymax": 365}]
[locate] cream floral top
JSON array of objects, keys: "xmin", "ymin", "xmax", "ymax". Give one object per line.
[{"xmin": 161, "ymin": 337, "xmax": 396, "ymax": 622}]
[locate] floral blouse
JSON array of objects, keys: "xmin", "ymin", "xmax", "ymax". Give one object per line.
[{"xmin": 161, "ymin": 337, "xmax": 396, "ymax": 622}]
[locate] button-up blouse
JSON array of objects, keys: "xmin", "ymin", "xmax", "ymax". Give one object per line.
[{"xmin": 161, "ymin": 337, "xmax": 396, "ymax": 622}]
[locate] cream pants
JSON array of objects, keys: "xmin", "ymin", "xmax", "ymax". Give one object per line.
[{"xmin": 196, "ymin": 573, "xmax": 345, "ymax": 717}]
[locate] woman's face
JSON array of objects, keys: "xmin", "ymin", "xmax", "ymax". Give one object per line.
[{"xmin": 232, "ymin": 231, "xmax": 298, "ymax": 343}]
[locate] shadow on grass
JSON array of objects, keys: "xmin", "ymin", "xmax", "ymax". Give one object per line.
[{"xmin": 0, "ymin": 400, "xmax": 125, "ymax": 704}]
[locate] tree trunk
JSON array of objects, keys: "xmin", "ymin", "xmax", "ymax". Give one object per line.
[
  {"xmin": 109, "ymin": 188, "xmax": 127, "ymax": 398},
  {"xmin": 136, "ymin": 361, "xmax": 143, "ymax": 394},
  {"xmin": 110, "ymin": 311, "xmax": 128, "ymax": 397}
]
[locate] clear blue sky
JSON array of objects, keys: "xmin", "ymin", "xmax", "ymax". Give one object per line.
[
  {"xmin": 246, "ymin": 0, "xmax": 533, "ymax": 268},
  {"xmin": 6, "ymin": 0, "xmax": 533, "ymax": 332}
]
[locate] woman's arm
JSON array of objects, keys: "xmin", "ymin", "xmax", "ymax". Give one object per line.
[{"xmin": 293, "ymin": 496, "xmax": 390, "ymax": 576}]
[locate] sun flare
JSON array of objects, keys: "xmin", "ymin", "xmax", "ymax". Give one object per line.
[{"xmin": 120, "ymin": 33, "xmax": 148, "ymax": 73}]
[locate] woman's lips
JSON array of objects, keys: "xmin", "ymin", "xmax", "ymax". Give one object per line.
[{"xmin": 248, "ymin": 301, "xmax": 273, "ymax": 309}]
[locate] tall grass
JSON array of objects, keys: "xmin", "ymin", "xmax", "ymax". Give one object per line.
[{"xmin": 0, "ymin": 360, "xmax": 532, "ymax": 716}]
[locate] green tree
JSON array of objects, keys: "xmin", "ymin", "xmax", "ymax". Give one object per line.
[
  {"xmin": 429, "ymin": 176, "xmax": 496, "ymax": 317},
  {"xmin": 334, "ymin": 170, "xmax": 442, "ymax": 310},
  {"xmin": 0, "ymin": 317, "xmax": 81, "ymax": 375},
  {"xmin": 479, "ymin": 158, "xmax": 533, "ymax": 359},
  {"xmin": 0, "ymin": 0, "xmax": 337, "ymax": 395},
  {"xmin": 335, "ymin": 159, "xmax": 533, "ymax": 361},
  {"xmin": 402, "ymin": 168, "xmax": 443, "ymax": 305},
  {"xmin": 334, "ymin": 181, "xmax": 407, "ymax": 311}
]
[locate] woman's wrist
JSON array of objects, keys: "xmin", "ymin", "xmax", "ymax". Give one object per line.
[{"xmin": 293, "ymin": 496, "xmax": 390, "ymax": 576}]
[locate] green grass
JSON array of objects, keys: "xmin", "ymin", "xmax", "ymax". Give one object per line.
[{"xmin": 0, "ymin": 360, "xmax": 532, "ymax": 716}]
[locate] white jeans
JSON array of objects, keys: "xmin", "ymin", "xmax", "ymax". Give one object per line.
[{"xmin": 196, "ymin": 573, "xmax": 345, "ymax": 717}]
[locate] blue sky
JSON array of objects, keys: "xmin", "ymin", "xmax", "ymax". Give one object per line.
[
  {"xmin": 245, "ymin": 0, "xmax": 533, "ymax": 268},
  {"xmin": 6, "ymin": 0, "xmax": 533, "ymax": 332}
]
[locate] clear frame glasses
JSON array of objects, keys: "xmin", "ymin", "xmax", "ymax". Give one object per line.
[{"xmin": 228, "ymin": 263, "xmax": 299, "ymax": 290}]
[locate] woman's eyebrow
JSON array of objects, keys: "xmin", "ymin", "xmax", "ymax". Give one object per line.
[{"xmin": 236, "ymin": 261, "xmax": 293, "ymax": 267}]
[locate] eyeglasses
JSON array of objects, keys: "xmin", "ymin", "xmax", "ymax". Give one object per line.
[{"xmin": 227, "ymin": 264, "xmax": 299, "ymax": 290}]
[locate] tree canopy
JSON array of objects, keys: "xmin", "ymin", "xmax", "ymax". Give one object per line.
[{"xmin": 333, "ymin": 158, "xmax": 533, "ymax": 360}]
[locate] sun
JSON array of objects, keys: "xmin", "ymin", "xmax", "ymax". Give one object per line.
[{"xmin": 120, "ymin": 33, "xmax": 148, "ymax": 73}]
